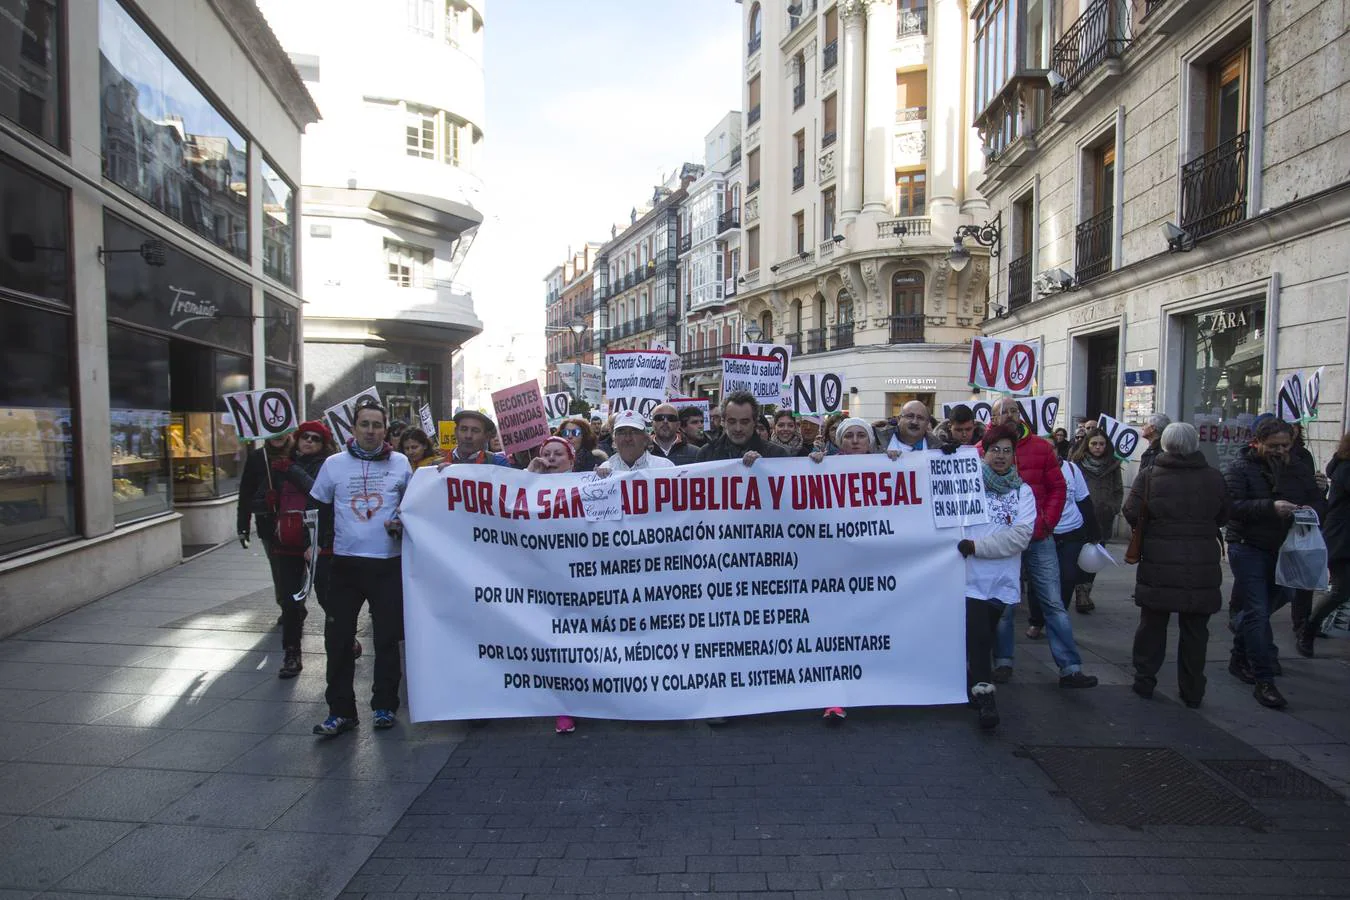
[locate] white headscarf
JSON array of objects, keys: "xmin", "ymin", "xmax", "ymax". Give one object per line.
[{"xmin": 835, "ymin": 417, "xmax": 877, "ymax": 451}]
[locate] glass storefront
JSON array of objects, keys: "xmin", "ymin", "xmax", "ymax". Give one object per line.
[
  {"xmin": 2, "ymin": 151, "xmax": 70, "ymax": 301},
  {"xmin": 98, "ymin": 0, "xmax": 249, "ymax": 260},
  {"xmin": 1181, "ymin": 299, "xmax": 1266, "ymax": 469},
  {"xmin": 108, "ymin": 325, "xmax": 170, "ymax": 524},
  {"xmin": 264, "ymin": 294, "xmax": 298, "ymax": 405},
  {"xmin": 260, "ymin": 158, "xmax": 295, "ymax": 286},
  {"xmin": 0, "ymin": 0, "xmax": 62, "ymax": 147}
]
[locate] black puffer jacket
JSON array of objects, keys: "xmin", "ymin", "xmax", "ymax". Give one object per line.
[
  {"xmin": 1323, "ymin": 456, "xmax": 1350, "ymax": 563},
  {"xmin": 236, "ymin": 443, "xmax": 289, "ymax": 536},
  {"xmin": 1124, "ymin": 452, "xmax": 1229, "ymax": 614},
  {"xmin": 1223, "ymin": 445, "xmax": 1326, "ymax": 552},
  {"xmin": 695, "ymin": 433, "xmax": 787, "ymax": 462}
]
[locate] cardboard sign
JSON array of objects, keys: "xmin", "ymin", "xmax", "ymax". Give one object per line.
[
  {"xmin": 559, "ymin": 364, "xmax": 603, "ymax": 405},
  {"xmin": 670, "ymin": 397, "xmax": 711, "ymax": 421},
  {"xmin": 418, "ymin": 404, "xmax": 435, "ymax": 437},
  {"xmin": 652, "ymin": 341, "xmax": 684, "ymax": 397},
  {"xmin": 928, "ymin": 447, "xmax": 989, "ymax": 529},
  {"xmin": 605, "ymin": 350, "xmax": 671, "ymax": 416},
  {"xmin": 1305, "ymin": 366, "xmax": 1324, "ymax": 420},
  {"xmin": 1096, "ymin": 412, "xmax": 1141, "ymax": 460},
  {"xmin": 323, "ymin": 386, "xmax": 381, "ymax": 444},
  {"xmin": 544, "ymin": 391, "xmax": 572, "ymax": 423},
  {"xmin": 223, "ymin": 388, "xmax": 297, "ymax": 440},
  {"xmin": 438, "ymin": 420, "xmax": 457, "ymax": 451},
  {"xmin": 739, "ymin": 341, "xmax": 793, "ymax": 383},
  {"xmin": 791, "ymin": 372, "xmax": 847, "ymax": 415},
  {"xmin": 722, "ymin": 354, "xmax": 783, "ymax": 405},
  {"xmin": 968, "ymin": 337, "xmax": 1037, "ymax": 396},
  {"xmin": 1278, "ymin": 368, "xmax": 1324, "ymax": 423},
  {"xmin": 491, "ymin": 381, "xmax": 551, "ymax": 456},
  {"xmin": 942, "ymin": 401, "xmax": 993, "ymax": 426},
  {"xmin": 1014, "ymin": 394, "xmax": 1061, "ymax": 436}
]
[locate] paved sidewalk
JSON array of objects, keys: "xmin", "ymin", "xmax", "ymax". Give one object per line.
[{"xmin": 0, "ymin": 541, "xmax": 1348, "ymax": 899}]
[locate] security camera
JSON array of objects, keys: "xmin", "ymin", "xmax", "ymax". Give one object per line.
[{"xmin": 1046, "ymin": 69, "xmax": 1067, "ymax": 91}]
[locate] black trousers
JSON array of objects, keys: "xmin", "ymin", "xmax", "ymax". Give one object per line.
[
  {"xmin": 966, "ymin": 598, "xmax": 1006, "ymax": 689},
  {"xmin": 269, "ymin": 551, "xmax": 309, "ymax": 650},
  {"xmin": 1291, "ymin": 589, "xmax": 1313, "ymax": 632},
  {"xmin": 324, "ymin": 555, "xmax": 404, "ymax": 718},
  {"xmin": 1132, "ymin": 607, "xmax": 1210, "ymax": 704}
]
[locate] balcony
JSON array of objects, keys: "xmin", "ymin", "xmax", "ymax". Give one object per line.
[
  {"xmin": 1050, "ymin": 0, "xmax": 1131, "ymax": 98},
  {"xmin": 1180, "ymin": 131, "xmax": 1249, "ymax": 241},
  {"xmin": 717, "ymin": 208, "xmax": 740, "ymax": 233},
  {"xmin": 888, "ymin": 314, "xmax": 925, "ymax": 344},
  {"xmin": 785, "ymin": 332, "xmax": 802, "ymax": 353},
  {"xmin": 1075, "ymin": 209, "xmax": 1113, "ymax": 283},
  {"xmin": 895, "ymin": 106, "xmax": 927, "ymax": 123},
  {"xmin": 748, "ymin": 34, "xmax": 761, "ymax": 56},
  {"xmin": 731, "ymin": 145, "xmax": 742, "ymax": 165},
  {"xmin": 876, "ymin": 216, "xmax": 931, "ymax": 239},
  {"xmin": 897, "ymin": 6, "xmax": 927, "ymax": 37},
  {"xmin": 679, "ymin": 233, "xmax": 692, "ymax": 253},
  {"xmin": 682, "ymin": 342, "xmax": 736, "ymax": 370},
  {"xmin": 793, "ymin": 83, "xmax": 806, "ymax": 110},
  {"xmin": 821, "ymin": 130, "xmax": 836, "ymax": 148},
  {"xmin": 822, "ymin": 39, "xmax": 838, "ymax": 70},
  {"xmin": 804, "ymin": 328, "xmax": 828, "ymax": 355},
  {"xmin": 748, "ymin": 105, "xmax": 761, "ymax": 126},
  {"xmin": 1008, "ymin": 253, "xmax": 1034, "ymax": 311},
  {"xmin": 831, "ymin": 322, "xmax": 854, "ymax": 350},
  {"xmin": 792, "ymin": 164, "xmax": 805, "ymax": 190}
]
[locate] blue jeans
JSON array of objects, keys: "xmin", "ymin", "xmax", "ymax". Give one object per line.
[
  {"xmin": 995, "ymin": 537, "xmax": 1084, "ymax": 675},
  {"xmin": 1228, "ymin": 542, "xmax": 1290, "ymax": 681}
]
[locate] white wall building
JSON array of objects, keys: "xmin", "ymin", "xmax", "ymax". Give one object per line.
[
  {"xmin": 257, "ymin": 0, "xmax": 486, "ymax": 426},
  {"xmin": 735, "ymin": 0, "xmax": 990, "ymax": 419},
  {"xmin": 0, "ymin": 0, "xmax": 317, "ymax": 635}
]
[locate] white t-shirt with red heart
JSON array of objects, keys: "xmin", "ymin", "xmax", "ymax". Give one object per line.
[{"xmin": 311, "ymin": 450, "xmax": 412, "ymax": 558}]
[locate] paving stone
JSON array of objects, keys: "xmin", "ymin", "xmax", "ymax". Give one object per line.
[
  {"xmin": 153, "ymin": 772, "xmax": 314, "ymax": 828},
  {"xmin": 0, "ymin": 762, "xmax": 106, "ymax": 815},
  {"xmin": 57, "ymin": 822, "xmax": 258, "ymax": 896},
  {"xmin": 0, "ymin": 817, "xmax": 135, "ymax": 891},
  {"xmin": 194, "ymin": 830, "xmax": 382, "ymax": 900},
  {"xmin": 33, "ymin": 766, "xmax": 205, "ymax": 820},
  {"xmin": 118, "ymin": 727, "xmax": 268, "ymax": 772}
]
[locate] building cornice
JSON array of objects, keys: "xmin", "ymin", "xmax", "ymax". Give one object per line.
[{"xmin": 207, "ymin": 0, "xmax": 321, "ymax": 130}]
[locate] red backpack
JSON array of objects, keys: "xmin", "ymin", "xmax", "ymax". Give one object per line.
[{"xmin": 273, "ymin": 477, "xmax": 310, "ymax": 551}]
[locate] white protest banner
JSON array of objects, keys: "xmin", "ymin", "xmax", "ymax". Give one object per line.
[
  {"xmin": 1304, "ymin": 366, "xmax": 1324, "ymax": 421},
  {"xmin": 670, "ymin": 397, "xmax": 711, "ymax": 421},
  {"xmin": 942, "ymin": 401, "xmax": 993, "ymax": 426},
  {"xmin": 418, "ymin": 404, "xmax": 436, "ymax": 437},
  {"xmin": 1096, "ymin": 412, "xmax": 1142, "ymax": 460},
  {"xmin": 791, "ymin": 372, "xmax": 847, "ymax": 415},
  {"xmin": 928, "ymin": 447, "xmax": 988, "ymax": 529},
  {"xmin": 1015, "ymin": 394, "xmax": 1061, "ymax": 436},
  {"xmin": 722, "ymin": 354, "xmax": 784, "ymax": 405},
  {"xmin": 560, "ymin": 364, "xmax": 604, "ymax": 405},
  {"xmin": 323, "ymin": 386, "xmax": 381, "ymax": 444},
  {"xmin": 223, "ymin": 388, "xmax": 297, "ymax": 440},
  {"xmin": 544, "ymin": 392, "xmax": 572, "ymax": 423},
  {"xmin": 606, "ymin": 350, "xmax": 671, "ymax": 417},
  {"xmin": 399, "ymin": 455, "xmax": 965, "ymax": 722},
  {"xmin": 491, "ymin": 380, "xmax": 551, "ymax": 457},
  {"xmin": 1277, "ymin": 372, "xmax": 1304, "ymax": 424},
  {"xmin": 968, "ymin": 337, "xmax": 1038, "ymax": 395},
  {"xmin": 652, "ymin": 341, "xmax": 683, "ymax": 397},
  {"xmin": 739, "ymin": 341, "xmax": 793, "ymax": 383}
]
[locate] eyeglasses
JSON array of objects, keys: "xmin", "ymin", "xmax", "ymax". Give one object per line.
[
  {"xmin": 561, "ymin": 428, "xmax": 583, "ymax": 437},
  {"xmin": 651, "ymin": 414, "xmax": 678, "ymax": 422},
  {"xmin": 898, "ymin": 414, "xmax": 926, "ymax": 421},
  {"xmin": 297, "ymin": 433, "xmax": 322, "ymax": 442},
  {"xmin": 986, "ymin": 445, "xmax": 1016, "ymax": 455}
]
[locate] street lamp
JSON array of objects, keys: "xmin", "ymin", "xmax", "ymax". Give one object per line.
[
  {"xmin": 569, "ymin": 318, "xmax": 586, "ymax": 409},
  {"xmin": 744, "ymin": 321, "xmax": 763, "ymax": 343},
  {"xmin": 946, "ymin": 219, "xmax": 1001, "ymax": 273}
]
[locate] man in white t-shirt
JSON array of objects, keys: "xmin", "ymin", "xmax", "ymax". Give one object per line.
[
  {"xmin": 309, "ymin": 399, "xmax": 412, "ymax": 736},
  {"xmin": 597, "ymin": 411, "xmax": 676, "ymax": 473}
]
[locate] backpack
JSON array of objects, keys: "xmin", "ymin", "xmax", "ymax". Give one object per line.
[{"xmin": 273, "ymin": 478, "xmax": 310, "ymax": 551}]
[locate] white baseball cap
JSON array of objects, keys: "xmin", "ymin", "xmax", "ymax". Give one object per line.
[{"xmin": 613, "ymin": 410, "xmax": 648, "ymax": 432}]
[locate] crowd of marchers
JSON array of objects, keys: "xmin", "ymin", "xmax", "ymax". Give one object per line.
[{"xmin": 234, "ymin": 389, "xmax": 1349, "ymax": 737}]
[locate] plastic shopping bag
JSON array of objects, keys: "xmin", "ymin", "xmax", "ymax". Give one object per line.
[
  {"xmin": 1318, "ymin": 597, "xmax": 1350, "ymax": 639},
  {"xmin": 1275, "ymin": 509, "xmax": 1329, "ymax": 591}
]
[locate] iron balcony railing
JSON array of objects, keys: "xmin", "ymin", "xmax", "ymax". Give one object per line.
[
  {"xmin": 682, "ymin": 343, "xmax": 737, "ymax": 370},
  {"xmin": 831, "ymin": 322, "xmax": 854, "ymax": 350},
  {"xmin": 1180, "ymin": 131, "xmax": 1249, "ymax": 241},
  {"xmin": 822, "ymin": 39, "xmax": 838, "ymax": 70},
  {"xmin": 888, "ymin": 314, "xmax": 925, "ymax": 344},
  {"xmin": 792, "ymin": 164, "xmax": 805, "ymax": 190},
  {"xmin": 1050, "ymin": 0, "xmax": 1131, "ymax": 96},
  {"xmin": 821, "ymin": 130, "xmax": 836, "ymax": 147},
  {"xmin": 805, "ymin": 328, "xmax": 828, "ymax": 355},
  {"xmin": 1144, "ymin": 0, "xmax": 1167, "ymax": 15},
  {"xmin": 730, "ymin": 145, "xmax": 742, "ymax": 165},
  {"xmin": 748, "ymin": 34, "xmax": 761, "ymax": 55},
  {"xmin": 785, "ymin": 332, "xmax": 802, "ymax": 353},
  {"xmin": 793, "ymin": 83, "xmax": 806, "ymax": 110},
  {"xmin": 717, "ymin": 208, "xmax": 740, "ymax": 232},
  {"xmin": 748, "ymin": 105, "xmax": 761, "ymax": 125},
  {"xmin": 1008, "ymin": 252, "xmax": 1034, "ymax": 310},
  {"xmin": 1075, "ymin": 208, "xmax": 1113, "ymax": 283},
  {"xmin": 897, "ymin": 6, "xmax": 927, "ymax": 36}
]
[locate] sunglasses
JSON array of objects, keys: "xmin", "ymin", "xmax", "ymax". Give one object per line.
[
  {"xmin": 297, "ymin": 433, "xmax": 323, "ymax": 441},
  {"xmin": 651, "ymin": 414, "xmax": 678, "ymax": 422},
  {"xmin": 561, "ymin": 428, "xmax": 583, "ymax": 437}
]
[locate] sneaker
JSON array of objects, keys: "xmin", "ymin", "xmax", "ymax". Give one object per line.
[
  {"xmin": 1228, "ymin": 656, "xmax": 1256, "ymax": 684},
  {"xmin": 1131, "ymin": 679, "xmax": 1153, "ymax": 699},
  {"xmin": 822, "ymin": 707, "xmax": 847, "ymax": 723},
  {"xmin": 1059, "ymin": 672, "xmax": 1099, "ymax": 689},
  {"xmin": 1253, "ymin": 681, "xmax": 1287, "ymax": 709},
  {"xmin": 554, "ymin": 715, "xmax": 575, "ymax": 734},
  {"xmin": 972, "ymin": 684, "xmax": 999, "ymax": 730},
  {"xmin": 992, "ymin": 666, "xmax": 1013, "ymax": 684},
  {"xmin": 278, "ymin": 650, "xmax": 302, "ymax": 680},
  {"xmin": 352, "ymin": 639, "xmax": 363, "ymax": 661},
  {"xmin": 373, "ymin": 709, "xmax": 397, "ymax": 729},
  {"xmin": 313, "ymin": 715, "xmax": 357, "ymax": 736}
]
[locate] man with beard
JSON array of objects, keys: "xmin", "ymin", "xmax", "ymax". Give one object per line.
[{"xmin": 887, "ymin": 400, "xmax": 937, "ymax": 453}]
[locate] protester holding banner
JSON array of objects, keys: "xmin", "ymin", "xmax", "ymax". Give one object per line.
[
  {"xmin": 309, "ymin": 400, "xmax": 413, "ymax": 736},
  {"xmin": 1299, "ymin": 431, "xmax": 1350, "ymax": 656},
  {"xmin": 1223, "ymin": 417, "xmax": 1325, "ymax": 709},
  {"xmin": 696, "ymin": 392, "xmax": 788, "ymax": 463},
  {"xmin": 596, "ymin": 412, "xmax": 675, "ymax": 474},
  {"xmin": 887, "ymin": 401, "xmax": 937, "ymax": 454},
  {"xmin": 934, "ymin": 405, "xmax": 985, "ymax": 448},
  {"xmin": 1072, "ymin": 429, "xmax": 1123, "ymax": 611},
  {"xmin": 987, "ymin": 398, "xmax": 1098, "ymax": 689},
  {"xmin": 647, "ymin": 404, "xmax": 699, "ymax": 466},
  {"xmin": 236, "ymin": 434, "xmax": 297, "ymax": 623},
  {"xmin": 1124, "ymin": 423, "xmax": 1229, "ymax": 708},
  {"xmin": 398, "ymin": 428, "xmax": 441, "ymax": 469},
  {"xmin": 526, "ymin": 436, "xmax": 576, "ymax": 475},
  {"xmin": 555, "ymin": 417, "xmax": 607, "ymax": 472},
  {"xmin": 443, "ymin": 410, "xmax": 512, "ymax": 467},
  {"xmin": 770, "ymin": 410, "xmax": 805, "ymax": 456},
  {"xmin": 959, "ymin": 425, "xmax": 1037, "ymax": 730}
]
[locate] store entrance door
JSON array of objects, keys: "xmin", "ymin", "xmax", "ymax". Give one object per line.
[{"xmin": 1084, "ymin": 331, "xmax": 1119, "ymax": 421}]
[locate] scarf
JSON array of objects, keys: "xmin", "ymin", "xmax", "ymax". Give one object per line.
[
  {"xmin": 1078, "ymin": 454, "xmax": 1112, "ymax": 476},
  {"xmin": 982, "ymin": 461, "xmax": 1024, "ymax": 495},
  {"xmin": 347, "ymin": 438, "xmax": 392, "ymax": 461},
  {"xmin": 771, "ymin": 433, "xmax": 803, "ymax": 454}
]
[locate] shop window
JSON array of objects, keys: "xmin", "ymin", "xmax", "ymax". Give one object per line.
[
  {"xmin": 1181, "ymin": 300, "xmax": 1265, "ymax": 469},
  {"xmin": 261, "ymin": 157, "xmax": 295, "ymax": 287},
  {"xmin": 98, "ymin": 0, "xmax": 249, "ymax": 260},
  {"xmin": 264, "ymin": 294, "xmax": 298, "ymax": 366},
  {"xmin": 0, "ymin": 0, "xmax": 62, "ymax": 147},
  {"xmin": 108, "ymin": 325, "xmax": 170, "ymax": 524},
  {"xmin": 0, "ymin": 300, "xmax": 76, "ymax": 556},
  {"xmin": 1, "ymin": 152, "xmax": 70, "ymax": 303},
  {"xmin": 167, "ymin": 343, "xmax": 247, "ymax": 502}
]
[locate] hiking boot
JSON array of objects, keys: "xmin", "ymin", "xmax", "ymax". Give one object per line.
[
  {"xmin": 373, "ymin": 709, "xmax": 397, "ymax": 729},
  {"xmin": 1059, "ymin": 671, "xmax": 1099, "ymax": 689},
  {"xmin": 278, "ymin": 650, "xmax": 302, "ymax": 680},
  {"xmin": 992, "ymin": 666, "xmax": 1013, "ymax": 684},
  {"xmin": 313, "ymin": 715, "xmax": 357, "ymax": 736},
  {"xmin": 1074, "ymin": 585, "xmax": 1095, "ymax": 614},
  {"xmin": 1253, "ymin": 681, "xmax": 1287, "ymax": 709},
  {"xmin": 971, "ymin": 683, "xmax": 999, "ymax": 730},
  {"xmin": 1228, "ymin": 656, "xmax": 1256, "ymax": 684}
]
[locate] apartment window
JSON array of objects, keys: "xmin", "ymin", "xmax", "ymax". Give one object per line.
[
  {"xmin": 386, "ymin": 239, "xmax": 434, "ymax": 287},
  {"xmin": 890, "ymin": 270, "xmax": 925, "ymax": 344},
  {"xmin": 759, "ymin": 310, "xmax": 773, "ymax": 341},
  {"xmin": 1009, "ymin": 191, "xmax": 1035, "ymax": 310},
  {"xmin": 895, "ymin": 170, "xmax": 927, "ymax": 216},
  {"xmin": 407, "ymin": 0, "xmax": 435, "ymax": 37},
  {"xmin": 747, "ymin": 226, "xmax": 760, "ymax": 270},
  {"xmin": 896, "ymin": 70, "xmax": 928, "ymax": 120},
  {"xmin": 822, "ymin": 188, "xmax": 836, "ymax": 239},
  {"xmin": 793, "ymin": 211, "xmax": 806, "ymax": 254},
  {"xmin": 1074, "ymin": 138, "xmax": 1115, "ymax": 283},
  {"xmin": 823, "ymin": 7, "xmax": 839, "ymax": 70},
  {"xmin": 748, "ymin": 2, "xmax": 763, "ymax": 55},
  {"xmin": 973, "ymin": 0, "xmax": 1014, "ymax": 116},
  {"xmin": 792, "ymin": 52, "xmax": 806, "ymax": 110},
  {"xmin": 1, "ymin": 0, "xmax": 61, "ymax": 147},
  {"xmin": 747, "ymin": 148, "xmax": 761, "ymax": 193},
  {"xmin": 822, "ymin": 94, "xmax": 838, "ymax": 147},
  {"xmin": 406, "ymin": 104, "xmax": 436, "ymax": 158},
  {"xmin": 1210, "ymin": 47, "xmax": 1248, "ymax": 146},
  {"xmin": 792, "ymin": 131, "xmax": 806, "ymax": 190},
  {"xmin": 445, "ymin": 118, "xmax": 461, "ymax": 165},
  {"xmin": 748, "ymin": 74, "xmax": 762, "ymax": 124},
  {"xmin": 1181, "ymin": 41, "xmax": 1251, "ymax": 239}
]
